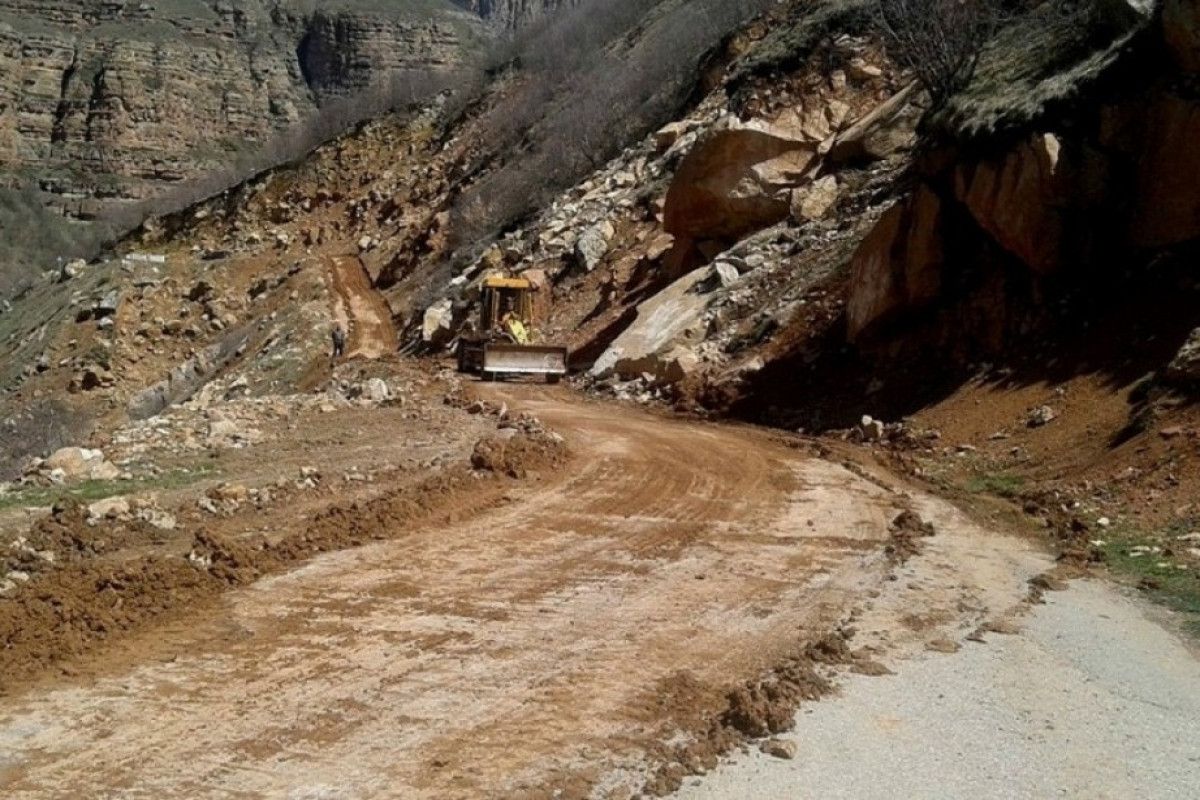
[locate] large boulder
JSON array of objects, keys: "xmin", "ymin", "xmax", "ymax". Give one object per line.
[
  {"xmin": 590, "ymin": 267, "xmax": 712, "ymax": 382},
  {"xmin": 1130, "ymin": 92, "xmax": 1200, "ymax": 247},
  {"xmin": 1165, "ymin": 327, "xmax": 1200, "ymax": 386},
  {"xmin": 43, "ymin": 447, "xmax": 119, "ymax": 482},
  {"xmin": 422, "ymin": 298, "xmax": 456, "ymax": 346},
  {"xmin": 847, "ymin": 186, "xmax": 945, "ymax": 341},
  {"xmin": 1164, "ymin": 0, "xmax": 1200, "ymax": 74},
  {"xmin": 574, "ymin": 222, "xmax": 614, "ymax": 272},
  {"xmin": 663, "ymin": 121, "xmax": 819, "ymax": 243},
  {"xmin": 954, "ymin": 133, "xmax": 1072, "ymax": 275}
]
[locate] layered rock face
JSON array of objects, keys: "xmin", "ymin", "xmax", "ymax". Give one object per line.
[
  {"xmin": 0, "ymin": 0, "xmax": 480, "ymax": 214},
  {"xmin": 453, "ymin": 0, "xmax": 575, "ymax": 30}
]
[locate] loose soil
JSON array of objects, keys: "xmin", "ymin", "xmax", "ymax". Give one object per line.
[
  {"xmin": 0, "ymin": 387, "xmax": 1051, "ymax": 798},
  {"xmin": 328, "ymin": 255, "xmax": 398, "ymax": 359}
]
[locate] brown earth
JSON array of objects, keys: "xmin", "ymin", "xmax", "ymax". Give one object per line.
[
  {"xmin": 329, "ymin": 255, "xmax": 398, "ymax": 359},
  {"xmin": 0, "ymin": 385, "xmax": 1050, "ymax": 798}
]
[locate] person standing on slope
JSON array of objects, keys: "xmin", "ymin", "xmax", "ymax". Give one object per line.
[{"xmin": 331, "ymin": 325, "xmax": 347, "ymax": 359}]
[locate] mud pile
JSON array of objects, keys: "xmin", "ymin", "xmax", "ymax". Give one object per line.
[
  {"xmin": 885, "ymin": 509, "xmax": 936, "ymax": 565},
  {"xmin": 641, "ymin": 633, "xmax": 854, "ymax": 796},
  {"xmin": 468, "ymin": 408, "xmax": 569, "ymax": 479}
]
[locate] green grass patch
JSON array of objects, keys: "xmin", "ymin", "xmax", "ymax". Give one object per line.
[
  {"xmin": 1099, "ymin": 527, "xmax": 1200, "ymax": 636},
  {"xmin": 966, "ymin": 472, "xmax": 1026, "ymax": 498},
  {"xmin": 0, "ymin": 465, "xmax": 217, "ymax": 512}
]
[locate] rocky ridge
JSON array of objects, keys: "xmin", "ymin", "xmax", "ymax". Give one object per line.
[{"xmin": 0, "ymin": 0, "xmax": 483, "ymax": 216}]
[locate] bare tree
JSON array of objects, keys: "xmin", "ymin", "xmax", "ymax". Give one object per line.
[{"xmin": 876, "ymin": 0, "xmax": 1006, "ymax": 107}]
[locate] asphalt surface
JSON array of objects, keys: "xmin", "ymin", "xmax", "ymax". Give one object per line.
[{"xmin": 676, "ymin": 580, "xmax": 1200, "ymax": 799}]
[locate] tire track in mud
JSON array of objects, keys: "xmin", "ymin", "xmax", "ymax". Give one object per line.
[
  {"xmin": 327, "ymin": 255, "xmax": 396, "ymax": 358},
  {"xmin": 0, "ymin": 389, "xmax": 1049, "ymax": 798}
]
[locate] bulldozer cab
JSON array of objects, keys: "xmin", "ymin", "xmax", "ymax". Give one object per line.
[
  {"xmin": 480, "ymin": 277, "xmax": 535, "ymax": 345},
  {"xmin": 459, "ymin": 274, "xmax": 568, "ymax": 382}
]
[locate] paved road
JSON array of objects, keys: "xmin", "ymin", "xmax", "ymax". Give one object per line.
[{"xmin": 677, "ymin": 580, "xmax": 1200, "ymax": 800}]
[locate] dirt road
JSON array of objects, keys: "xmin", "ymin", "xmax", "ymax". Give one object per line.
[
  {"xmin": 0, "ymin": 390, "xmax": 1050, "ymax": 797},
  {"xmin": 327, "ymin": 255, "xmax": 396, "ymax": 359}
]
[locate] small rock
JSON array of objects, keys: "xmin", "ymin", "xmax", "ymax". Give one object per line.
[
  {"xmin": 860, "ymin": 415, "xmax": 885, "ymax": 442},
  {"xmin": 983, "ymin": 619, "xmax": 1021, "ymax": 635},
  {"xmin": 361, "ymin": 378, "xmax": 390, "ymax": 404},
  {"xmin": 790, "ymin": 175, "xmax": 839, "ymax": 222},
  {"xmin": 848, "ymin": 59, "xmax": 884, "ymax": 80},
  {"xmin": 654, "ymin": 121, "xmax": 687, "ymax": 152},
  {"xmin": 208, "ymin": 482, "xmax": 248, "ymax": 502},
  {"xmin": 87, "ymin": 497, "xmax": 131, "ymax": 525},
  {"xmin": 574, "ymin": 223, "xmax": 612, "ymax": 272},
  {"xmin": 760, "ymin": 739, "xmax": 797, "ymax": 760},
  {"xmin": 712, "ymin": 262, "xmax": 740, "ymax": 289},
  {"xmin": 1097, "ymin": 517, "xmax": 1111, "ymax": 528},
  {"xmin": 1030, "ymin": 573, "xmax": 1070, "ymax": 592},
  {"xmin": 139, "ymin": 509, "xmax": 177, "ymax": 530},
  {"xmin": 1027, "ymin": 405, "xmax": 1056, "ymax": 427}
]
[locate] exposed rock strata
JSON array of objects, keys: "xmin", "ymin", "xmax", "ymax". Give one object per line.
[{"xmin": 0, "ymin": 1, "xmax": 481, "ymax": 213}]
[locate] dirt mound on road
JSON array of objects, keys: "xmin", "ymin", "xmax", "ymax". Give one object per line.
[
  {"xmin": 642, "ymin": 634, "xmax": 853, "ymax": 796},
  {"xmin": 470, "ymin": 429, "xmax": 568, "ymax": 478},
  {"xmin": 0, "ymin": 555, "xmax": 220, "ymax": 693},
  {"xmin": 886, "ymin": 509, "xmax": 936, "ymax": 564},
  {"xmin": 0, "ymin": 457, "xmax": 554, "ymax": 695},
  {"xmin": 29, "ymin": 500, "xmax": 151, "ymax": 558},
  {"xmin": 0, "ymin": 500, "xmax": 173, "ymax": 582}
]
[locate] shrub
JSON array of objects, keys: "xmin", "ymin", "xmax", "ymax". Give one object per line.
[
  {"xmin": 0, "ymin": 187, "xmax": 108, "ymax": 300},
  {"xmin": 875, "ymin": 0, "xmax": 1007, "ymax": 108}
]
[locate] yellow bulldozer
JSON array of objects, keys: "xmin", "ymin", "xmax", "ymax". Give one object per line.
[{"xmin": 456, "ymin": 275, "xmax": 569, "ymax": 383}]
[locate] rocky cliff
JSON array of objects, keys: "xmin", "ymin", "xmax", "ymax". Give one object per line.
[
  {"xmin": 453, "ymin": 0, "xmax": 575, "ymax": 30},
  {"xmin": 0, "ymin": 0, "xmax": 482, "ymax": 216}
]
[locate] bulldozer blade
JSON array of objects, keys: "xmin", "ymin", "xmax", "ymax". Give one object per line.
[{"xmin": 483, "ymin": 344, "xmax": 568, "ymax": 376}]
